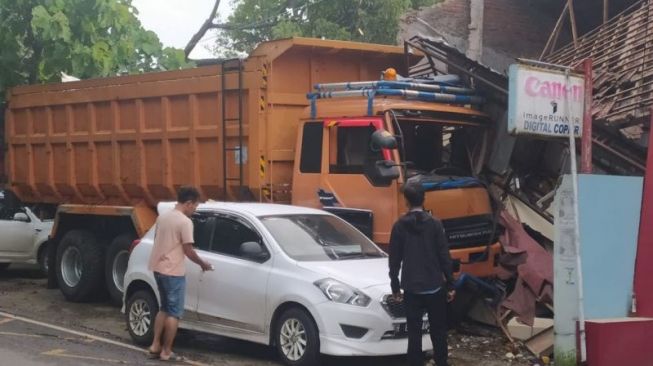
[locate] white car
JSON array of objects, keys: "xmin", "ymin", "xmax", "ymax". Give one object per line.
[
  {"xmin": 0, "ymin": 191, "xmax": 53, "ymax": 274},
  {"xmin": 123, "ymin": 202, "xmax": 432, "ymax": 365}
]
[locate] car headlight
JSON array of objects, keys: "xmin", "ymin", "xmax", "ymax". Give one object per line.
[{"xmin": 314, "ymin": 278, "xmax": 371, "ymax": 307}]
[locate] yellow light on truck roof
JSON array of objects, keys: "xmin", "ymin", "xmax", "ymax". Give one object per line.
[{"xmin": 382, "ymin": 68, "xmax": 397, "ymax": 81}]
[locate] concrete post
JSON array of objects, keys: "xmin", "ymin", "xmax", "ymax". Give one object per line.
[{"xmin": 467, "ymin": 0, "xmax": 484, "ymax": 61}]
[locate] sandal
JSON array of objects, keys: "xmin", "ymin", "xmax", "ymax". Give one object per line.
[
  {"xmin": 147, "ymin": 350, "xmax": 160, "ymax": 359},
  {"xmin": 159, "ymin": 353, "xmax": 186, "ymax": 362}
]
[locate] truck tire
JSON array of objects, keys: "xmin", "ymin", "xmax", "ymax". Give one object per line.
[
  {"xmin": 0, "ymin": 263, "xmax": 9, "ymax": 272},
  {"xmin": 56, "ymin": 230, "xmax": 105, "ymax": 302},
  {"xmin": 105, "ymin": 234, "xmax": 135, "ymax": 306},
  {"xmin": 126, "ymin": 289, "xmax": 158, "ymax": 346}
]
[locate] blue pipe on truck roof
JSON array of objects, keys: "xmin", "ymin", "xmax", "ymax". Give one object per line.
[
  {"xmin": 307, "ymin": 88, "xmax": 485, "ymax": 105},
  {"xmin": 314, "ymin": 80, "xmax": 475, "ymax": 95}
]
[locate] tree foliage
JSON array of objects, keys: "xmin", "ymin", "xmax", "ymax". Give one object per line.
[
  {"xmin": 0, "ymin": 0, "xmax": 192, "ymax": 100},
  {"xmin": 216, "ymin": 0, "xmax": 438, "ymax": 55}
]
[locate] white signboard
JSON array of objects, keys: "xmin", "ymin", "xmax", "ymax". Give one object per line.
[{"xmin": 508, "ymin": 64, "xmax": 584, "ymax": 137}]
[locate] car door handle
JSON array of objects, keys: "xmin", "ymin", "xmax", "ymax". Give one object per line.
[{"xmin": 34, "ymin": 229, "xmax": 42, "ymax": 233}]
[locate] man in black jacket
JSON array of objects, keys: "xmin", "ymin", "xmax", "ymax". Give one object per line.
[{"xmin": 389, "ymin": 183, "xmax": 455, "ymax": 366}]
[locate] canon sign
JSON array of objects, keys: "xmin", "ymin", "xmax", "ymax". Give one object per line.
[
  {"xmin": 508, "ymin": 64, "xmax": 585, "ymax": 137},
  {"xmin": 524, "ymin": 76, "xmax": 583, "ymax": 102}
]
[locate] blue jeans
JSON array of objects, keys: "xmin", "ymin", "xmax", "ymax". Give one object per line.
[{"xmin": 154, "ymin": 272, "xmax": 186, "ymax": 319}]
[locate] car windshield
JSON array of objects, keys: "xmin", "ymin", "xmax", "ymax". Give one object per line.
[{"xmin": 260, "ymin": 214, "xmax": 386, "ymax": 261}]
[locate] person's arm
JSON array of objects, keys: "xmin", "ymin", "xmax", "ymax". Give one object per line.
[
  {"xmin": 388, "ymin": 224, "xmax": 404, "ymax": 298},
  {"xmin": 183, "ymin": 244, "xmax": 211, "ymax": 271},
  {"xmin": 180, "ymin": 218, "xmax": 211, "ymax": 271},
  {"xmin": 435, "ymin": 220, "xmax": 454, "ymax": 292}
]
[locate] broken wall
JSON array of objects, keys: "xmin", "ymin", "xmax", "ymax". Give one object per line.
[{"xmin": 399, "ymin": 0, "xmax": 557, "ymax": 73}]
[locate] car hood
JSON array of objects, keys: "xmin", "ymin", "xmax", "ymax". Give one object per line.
[{"xmin": 296, "ymin": 258, "xmax": 390, "ymax": 290}]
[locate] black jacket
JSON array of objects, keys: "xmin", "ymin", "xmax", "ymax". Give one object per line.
[{"xmin": 389, "ymin": 210, "xmax": 454, "ymax": 294}]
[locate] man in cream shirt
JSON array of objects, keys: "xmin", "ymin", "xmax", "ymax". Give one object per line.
[{"xmin": 147, "ymin": 186, "xmax": 211, "ymax": 361}]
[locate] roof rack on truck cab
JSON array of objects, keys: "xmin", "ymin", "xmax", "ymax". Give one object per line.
[{"xmin": 306, "ymin": 72, "xmax": 485, "ymax": 118}]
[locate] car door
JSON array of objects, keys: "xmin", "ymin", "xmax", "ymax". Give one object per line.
[
  {"xmin": 183, "ymin": 213, "xmax": 216, "ymax": 321},
  {"xmin": 0, "ymin": 201, "xmax": 36, "ymax": 257},
  {"xmin": 197, "ymin": 213, "xmax": 273, "ymax": 335}
]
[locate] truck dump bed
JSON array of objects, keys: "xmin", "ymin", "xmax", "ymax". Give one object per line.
[{"xmin": 5, "ymin": 37, "xmax": 410, "ymax": 206}]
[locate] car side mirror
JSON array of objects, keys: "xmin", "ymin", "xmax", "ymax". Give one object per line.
[
  {"xmin": 370, "ymin": 130, "xmax": 397, "ymax": 151},
  {"xmin": 240, "ymin": 241, "xmax": 268, "ymax": 262},
  {"xmin": 13, "ymin": 212, "xmax": 30, "ymax": 223},
  {"xmin": 364, "ymin": 159, "xmax": 400, "ymax": 187}
]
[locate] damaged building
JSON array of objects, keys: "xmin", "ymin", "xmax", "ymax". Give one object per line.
[
  {"xmin": 401, "ymin": 0, "xmax": 646, "ymax": 229},
  {"xmin": 398, "ymin": 0, "xmax": 653, "ymax": 356}
]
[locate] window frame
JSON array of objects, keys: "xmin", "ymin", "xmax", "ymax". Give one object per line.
[
  {"xmin": 299, "ymin": 121, "xmax": 324, "ymax": 174},
  {"xmin": 190, "ymin": 211, "xmax": 217, "ymax": 252},
  {"xmin": 205, "ymin": 212, "xmax": 271, "ymax": 263},
  {"xmin": 325, "ymin": 117, "xmax": 391, "ymax": 175}
]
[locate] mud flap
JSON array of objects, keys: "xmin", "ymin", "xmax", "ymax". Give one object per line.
[{"xmin": 46, "ymin": 241, "xmax": 58, "ymax": 289}]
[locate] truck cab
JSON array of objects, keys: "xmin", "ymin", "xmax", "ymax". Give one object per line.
[{"xmin": 292, "ymin": 96, "xmax": 501, "ymax": 277}]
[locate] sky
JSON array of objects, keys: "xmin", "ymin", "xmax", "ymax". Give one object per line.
[{"xmin": 131, "ymin": 0, "xmax": 233, "ymax": 59}]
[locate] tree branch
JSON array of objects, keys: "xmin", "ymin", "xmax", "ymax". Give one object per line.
[{"xmin": 184, "ymin": 0, "xmax": 221, "ymax": 58}]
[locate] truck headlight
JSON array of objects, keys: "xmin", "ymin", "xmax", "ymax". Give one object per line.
[{"xmin": 314, "ymin": 278, "xmax": 371, "ymax": 307}]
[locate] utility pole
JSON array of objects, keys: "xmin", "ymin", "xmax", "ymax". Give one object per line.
[{"xmin": 466, "ymin": 0, "xmax": 484, "ymax": 61}]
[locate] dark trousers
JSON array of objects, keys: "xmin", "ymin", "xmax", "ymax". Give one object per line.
[{"xmin": 404, "ymin": 290, "xmax": 448, "ymax": 366}]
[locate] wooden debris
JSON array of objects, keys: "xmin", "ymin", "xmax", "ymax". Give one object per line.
[
  {"xmin": 525, "ymin": 327, "xmax": 554, "ymax": 358},
  {"xmin": 507, "ymin": 317, "xmax": 554, "ymax": 341}
]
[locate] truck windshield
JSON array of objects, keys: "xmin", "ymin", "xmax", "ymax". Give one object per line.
[
  {"xmin": 395, "ymin": 119, "xmax": 475, "ymax": 177},
  {"xmin": 260, "ymin": 214, "xmax": 386, "ymax": 261}
]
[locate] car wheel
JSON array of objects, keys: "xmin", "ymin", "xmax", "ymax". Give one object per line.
[
  {"xmin": 0, "ymin": 263, "xmax": 9, "ymax": 272},
  {"xmin": 126, "ymin": 289, "xmax": 158, "ymax": 346},
  {"xmin": 56, "ymin": 230, "xmax": 105, "ymax": 302},
  {"xmin": 38, "ymin": 242, "xmax": 50, "ymax": 276},
  {"xmin": 104, "ymin": 234, "xmax": 134, "ymax": 306},
  {"xmin": 275, "ymin": 308, "xmax": 320, "ymax": 366}
]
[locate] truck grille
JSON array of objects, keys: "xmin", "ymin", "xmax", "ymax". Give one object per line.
[{"xmin": 441, "ymin": 214, "xmax": 503, "ymax": 250}]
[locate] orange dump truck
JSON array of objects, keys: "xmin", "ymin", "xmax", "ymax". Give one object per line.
[{"xmin": 4, "ymin": 37, "xmax": 501, "ymax": 304}]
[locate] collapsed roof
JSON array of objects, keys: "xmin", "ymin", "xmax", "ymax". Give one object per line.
[{"xmin": 544, "ymin": 0, "xmax": 652, "ymax": 175}]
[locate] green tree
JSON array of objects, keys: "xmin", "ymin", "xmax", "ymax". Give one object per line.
[
  {"xmin": 0, "ymin": 0, "xmax": 192, "ymax": 100},
  {"xmin": 216, "ymin": 0, "xmax": 438, "ymax": 55}
]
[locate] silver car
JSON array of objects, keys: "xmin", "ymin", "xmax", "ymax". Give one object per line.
[
  {"xmin": 123, "ymin": 201, "xmax": 432, "ymax": 366},
  {"xmin": 0, "ymin": 191, "xmax": 53, "ymax": 274}
]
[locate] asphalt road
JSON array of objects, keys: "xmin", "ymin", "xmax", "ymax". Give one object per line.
[{"xmin": 0, "ymin": 312, "xmax": 163, "ymax": 366}]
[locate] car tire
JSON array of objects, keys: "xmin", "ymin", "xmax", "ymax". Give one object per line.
[
  {"xmin": 126, "ymin": 289, "xmax": 158, "ymax": 346},
  {"xmin": 0, "ymin": 263, "xmax": 9, "ymax": 272},
  {"xmin": 37, "ymin": 242, "xmax": 50, "ymax": 277},
  {"xmin": 56, "ymin": 230, "xmax": 105, "ymax": 302},
  {"xmin": 105, "ymin": 234, "xmax": 134, "ymax": 306},
  {"xmin": 275, "ymin": 308, "xmax": 321, "ymax": 366}
]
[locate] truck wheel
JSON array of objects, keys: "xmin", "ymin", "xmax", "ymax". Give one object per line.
[
  {"xmin": 275, "ymin": 308, "xmax": 321, "ymax": 366},
  {"xmin": 126, "ymin": 289, "xmax": 158, "ymax": 346},
  {"xmin": 56, "ymin": 230, "xmax": 105, "ymax": 302},
  {"xmin": 105, "ymin": 234, "xmax": 134, "ymax": 306}
]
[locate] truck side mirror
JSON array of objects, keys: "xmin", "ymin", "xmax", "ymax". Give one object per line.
[
  {"xmin": 370, "ymin": 130, "xmax": 397, "ymax": 151},
  {"xmin": 364, "ymin": 159, "xmax": 400, "ymax": 187}
]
